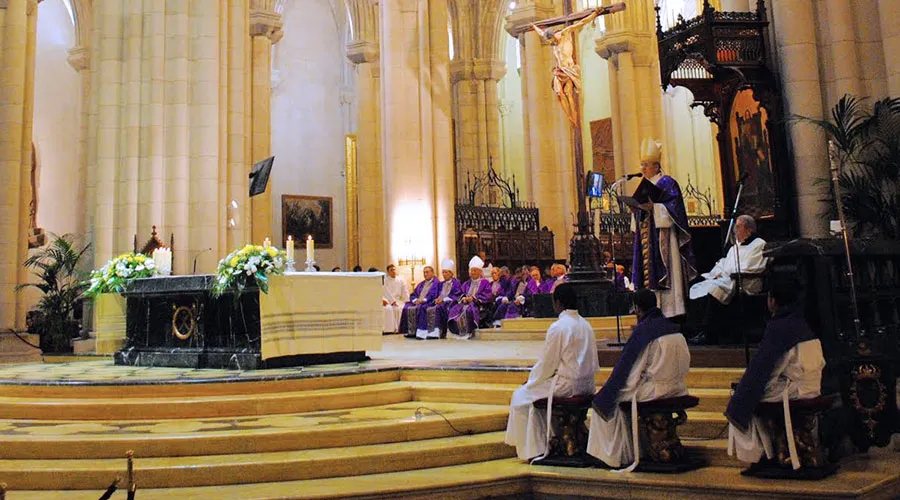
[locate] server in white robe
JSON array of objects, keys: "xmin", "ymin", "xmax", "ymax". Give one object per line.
[
  {"xmin": 725, "ymin": 280, "xmax": 825, "ymax": 469},
  {"xmin": 587, "ymin": 289, "xmax": 691, "ymax": 469},
  {"xmin": 382, "ymin": 264, "xmax": 409, "ymax": 333},
  {"xmin": 504, "ymin": 284, "xmax": 599, "ymax": 460}
]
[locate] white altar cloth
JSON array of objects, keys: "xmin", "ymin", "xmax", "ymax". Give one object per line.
[{"xmin": 259, "ymin": 272, "xmax": 383, "ymax": 359}]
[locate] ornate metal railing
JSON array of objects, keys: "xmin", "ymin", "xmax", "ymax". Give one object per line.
[{"xmin": 454, "ymin": 205, "xmax": 541, "ymax": 233}]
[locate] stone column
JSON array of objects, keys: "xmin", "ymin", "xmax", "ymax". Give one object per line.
[
  {"xmin": 772, "ymin": 0, "xmax": 828, "ymax": 237},
  {"xmin": 0, "ymin": 0, "xmax": 29, "ymax": 331},
  {"xmin": 67, "ymin": 45, "xmax": 90, "ymax": 237},
  {"xmin": 249, "ymin": 0, "xmax": 283, "ymax": 244},
  {"xmin": 824, "ymin": 0, "xmax": 862, "ymax": 100},
  {"xmin": 429, "ymin": 0, "xmax": 455, "ymax": 267},
  {"xmin": 877, "ymin": 0, "xmax": 900, "ymax": 96},
  {"xmin": 346, "ymin": 0, "xmax": 385, "ymax": 268},
  {"xmin": 507, "ymin": 0, "xmax": 574, "ymax": 259},
  {"xmin": 380, "ymin": 0, "xmax": 435, "ymax": 268}
]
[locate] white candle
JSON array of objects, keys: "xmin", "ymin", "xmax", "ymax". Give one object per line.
[
  {"xmin": 286, "ymin": 235, "xmax": 294, "ymax": 261},
  {"xmin": 306, "ymin": 235, "xmax": 314, "ymax": 262},
  {"xmin": 152, "ymin": 247, "xmax": 172, "ymax": 276},
  {"xmin": 263, "ymin": 237, "xmax": 271, "ymax": 248}
]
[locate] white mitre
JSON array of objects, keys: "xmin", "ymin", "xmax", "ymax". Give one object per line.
[
  {"xmin": 468, "ymin": 255, "xmax": 485, "ymax": 270},
  {"xmin": 640, "ymin": 138, "xmax": 663, "ymax": 163},
  {"xmin": 441, "ymin": 258, "xmax": 455, "ymax": 273}
]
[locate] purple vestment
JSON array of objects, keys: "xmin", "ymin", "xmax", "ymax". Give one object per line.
[
  {"xmin": 631, "ymin": 175, "xmax": 697, "ymax": 290},
  {"xmin": 423, "ymin": 278, "xmax": 464, "ymax": 336},
  {"xmin": 493, "ymin": 278, "xmax": 539, "ymax": 320},
  {"xmin": 448, "ymin": 278, "xmax": 493, "ymax": 336},
  {"xmin": 399, "ymin": 277, "xmax": 441, "ymax": 334}
]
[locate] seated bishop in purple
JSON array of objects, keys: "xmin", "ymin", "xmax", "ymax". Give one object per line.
[
  {"xmin": 418, "ymin": 259, "xmax": 464, "ymax": 339},
  {"xmin": 448, "ymin": 256, "xmax": 493, "ymax": 339},
  {"xmin": 539, "ymin": 263, "xmax": 569, "ymax": 294},
  {"xmin": 493, "ymin": 266, "xmax": 539, "ymax": 325},
  {"xmin": 400, "ymin": 265, "xmax": 441, "ymax": 338}
]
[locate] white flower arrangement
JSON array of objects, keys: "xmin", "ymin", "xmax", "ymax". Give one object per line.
[
  {"xmin": 85, "ymin": 252, "xmax": 157, "ymax": 298},
  {"xmin": 212, "ymin": 244, "xmax": 285, "ymax": 296}
]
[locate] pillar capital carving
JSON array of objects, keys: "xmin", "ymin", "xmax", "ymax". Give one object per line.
[
  {"xmin": 595, "ymin": 32, "xmax": 655, "ymax": 65},
  {"xmin": 505, "ymin": 0, "xmax": 558, "ymax": 38},
  {"xmin": 250, "ymin": 1, "xmax": 284, "ymax": 43},
  {"xmin": 345, "ymin": 0, "xmax": 379, "ymax": 64},
  {"xmin": 67, "ymin": 45, "xmax": 89, "ymax": 72},
  {"xmin": 450, "ymin": 59, "xmax": 506, "ymax": 84}
]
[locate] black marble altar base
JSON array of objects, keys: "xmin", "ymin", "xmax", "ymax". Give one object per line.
[
  {"xmin": 114, "ymin": 347, "xmax": 369, "ymax": 370},
  {"xmin": 114, "ymin": 275, "xmax": 365, "ymax": 370}
]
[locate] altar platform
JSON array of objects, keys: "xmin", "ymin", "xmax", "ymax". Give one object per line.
[{"xmin": 0, "ymin": 337, "xmax": 898, "ymax": 499}]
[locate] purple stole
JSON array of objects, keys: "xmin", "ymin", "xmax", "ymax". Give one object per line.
[
  {"xmin": 631, "ymin": 175, "xmax": 697, "ymax": 290},
  {"xmin": 426, "ymin": 279, "xmax": 462, "ymax": 331},
  {"xmin": 405, "ymin": 278, "xmax": 437, "ymax": 334}
]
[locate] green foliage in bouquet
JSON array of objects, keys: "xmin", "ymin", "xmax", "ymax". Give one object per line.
[
  {"xmin": 84, "ymin": 252, "xmax": 157, "ymax": 298},
  {"xmin": 212, "ymin": 244, "xmax": 286, "ymax": 296}
]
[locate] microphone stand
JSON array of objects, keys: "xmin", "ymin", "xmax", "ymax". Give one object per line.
[
  {"xmin": 724, "ymin": 176, "xmax": 749, "ymax": 366},
  {"xmin": 193, "ymin": 248, "xmax": 212, "ymax": 274},
  {"xmin": 608, "ymin": 177, "xmax": 628, "ymax": 347}
]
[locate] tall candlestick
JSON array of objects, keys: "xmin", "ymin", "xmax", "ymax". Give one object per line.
[
  {"xmin": 286, "ymin": 235, "xmax": 295, "ymax": 262},
  {"xmin": 306, "ymin": 235, "xmax": 314, "ymax": 262}
]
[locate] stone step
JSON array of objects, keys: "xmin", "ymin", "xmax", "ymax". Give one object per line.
[
  {"xmin": 0, "ymin": 431, "xmax": 516, "ymax": 490},
  {"xmin": 7, "ymin": 455, "xmax": 897, "ymax": 500},
  {"xmin": 499, "ymin": 316, "xmax": 638, "ymax": 332},
  {"xmin": 478, "ymin": 327, "xmax": 633, "ymax": 342},
  {"xmin": 0, "ymin": 401, "xmax": 509, "ymax": 459}
]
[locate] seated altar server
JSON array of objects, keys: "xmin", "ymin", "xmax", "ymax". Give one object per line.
[
  {"xmin": 418, "ymin": 260, "xmax": 464, "ymax": 339},
  {"xmin": 400, "ymin": 266, "xmax": 440, "ymax": 338},
  {"xmin": 505, "ymin": 284, "xmax": 599, "ymax": 460},
  {"xmin": 725, "ymin": 278, "xmax": 825, "ymax": 469},
  {"xmin": 587, "ymin": 288, "xmax": 690, "ymax": 469},
  {"xmin": 447, "ymin": 256, "xmax": 493, "ymax": 339},
  {"xmin": 689, "ymin": 214, "xmax": 768, "ymax": 344},
  {"xmin": 382, "ymin": 264, "xmax": 409, "ymax": 333},
  {"xmin": 493, "ymin": 266, "xmax": 538, "ymax": 325}
]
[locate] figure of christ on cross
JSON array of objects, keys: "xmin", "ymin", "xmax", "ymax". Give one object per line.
[{"xmin": 531, "ymin": 2, "xmax": 626, "ymax": 128}]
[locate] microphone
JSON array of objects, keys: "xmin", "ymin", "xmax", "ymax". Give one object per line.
[
  {"xmin": 193, "ymin": 248, "xmax": 213, "ymax": 274},
  {"xmin": 626, "ymin": 172, "xmax": 643, "ymax": 180}
]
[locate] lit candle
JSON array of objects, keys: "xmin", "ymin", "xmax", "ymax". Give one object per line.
[
  {"xmin": 263, "ymin": 237, "xmax": 271, "ymax": 248},
  {"xmin": 306, "ymin": 235, "xmax": 314, "ymax": 262},
  {"xmin": 286, "ymin": 235, "xmax": 294, "ymax": 262}
]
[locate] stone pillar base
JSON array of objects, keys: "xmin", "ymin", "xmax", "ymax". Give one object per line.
[{"xmin": 0, "ymin": 332, "xmax": 41, "ymax": 364}]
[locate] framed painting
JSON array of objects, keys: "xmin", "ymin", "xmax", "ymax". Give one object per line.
[{"xmin": 282, "ymin": 195, "xmax": 333, "ymax": 249}]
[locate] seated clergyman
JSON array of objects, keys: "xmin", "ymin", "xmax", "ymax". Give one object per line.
[
  {"xmin": 399, "ymin": 266, "xmax": 440, "ymax": 338},
  {"xmin": 447, "ymin": 256, "xmax": 491, "ymax": 339},
  {"xmin": 540, "ymin": 263, "xmax": 569, "ymax": 294},
  {"xmin": 419, "ymin": 259, "xmax": 464, "ymax": 339},
  {"xmin": 688, "ymin": 214, "xmax": 767, "ymax": 345},
  {"xmin": 505, "ymin": 284, "xmax": 599, "ymax": 460},
  {"xmin": 382, "ymin": 264, "xmax": 409, "ymax": 333},
  {"xmin": 493, "ymin": 266, "xmax": 538, "ymax": 326},
  {"xmin": 724, "ymin": 277, "xmax": 825, "ymax": 468},
  {"xmin": 587, "ymin": 289, "xmax": 690, "ymax": 469}
]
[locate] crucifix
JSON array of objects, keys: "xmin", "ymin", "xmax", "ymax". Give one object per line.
[{"xmin": 532, "ymin": 1, "xmax": 625, "ymax": 275}]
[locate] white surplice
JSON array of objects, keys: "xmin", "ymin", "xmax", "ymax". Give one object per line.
[
  {"xmin": 504, "ymin": 310, "xmax": 599, "ymax": 460},
  {"xmin": 728, "ymin": 339, "xmax": 825, "ymax": 465},
  {"xmin": 690, "ymin": 237, "xmax": 768, "ymax": 304},
  {"xmin": 587, "ymin": 333, "xmax": 691, "ymax": 468},
  {"xmin": 382, "ymin": 275, "xmax": 409, "ymax": 333}
]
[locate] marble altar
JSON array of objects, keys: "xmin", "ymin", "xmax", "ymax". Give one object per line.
[{"xmin": 114, "ymin": 272, "xmax": 383, "ymax": 369}]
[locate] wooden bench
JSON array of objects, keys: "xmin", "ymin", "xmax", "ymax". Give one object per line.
[
  {"xmin": 742, "ymin": 394, "xmax": 840, "ymax": 479},
  {"xmin": 617, "ymin": 394, "xmax": 707, "ymax": 473},
  {"xmin": 531, "ymin": 394, "xmax": 593, "ymax": 467}
]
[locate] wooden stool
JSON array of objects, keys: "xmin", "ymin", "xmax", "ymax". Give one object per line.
[
  {"xmin": 531, "ymin": 394, "xmax": 593, "ymax": 467},
  {"xmin": 617, "ymin": 394, "xmax": 707, "ymax": 473},
  {"xmin": 742, "ymin": 395, "xmax": 839, "ymax": 480}
]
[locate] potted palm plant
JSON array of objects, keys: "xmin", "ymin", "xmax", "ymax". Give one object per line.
[
  {"xmin": 797, "ymin": 95, "xmax": 900, "ymax": 238},
  {"xmin": 16, "ymin": 233, "xmax": 90, "ymax": 353}
]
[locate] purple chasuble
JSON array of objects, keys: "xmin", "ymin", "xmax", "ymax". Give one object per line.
[
  {"xmin": 425, "ymin": 278, "xmax": 463, "ymax": 333},
  {"xmin": 400, "ymin": 278, "xmax": 440, "ymax": 334},
  {"xmin": 493, "ymin": 278, "xmax": 539, "ymax": 320},
  {"xmin": 449, "ymin": 278, "xmax": 492, "ymax": 335},
  {"xmin": 631, "ymin": 174, "xmax": 697, "ymax": 290}
]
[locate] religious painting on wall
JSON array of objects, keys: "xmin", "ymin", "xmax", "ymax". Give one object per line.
[
  {"xmin": 282, "ymin": 195, "xmax": 333, "ymax": 248},
  {"xmin": 590, "ymin": 118, "xmax": 616, "ymax": 182},
  {"xmin": 729, "ymin": 89, "xmax": 776, "ymax": 218}
]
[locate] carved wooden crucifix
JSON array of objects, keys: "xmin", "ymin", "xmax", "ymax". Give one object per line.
[{"xmin": 531, "ymin": 1, "xmax": 625, "ymax": 223}]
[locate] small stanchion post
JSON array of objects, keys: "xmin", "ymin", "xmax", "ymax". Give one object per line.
[
  {"xmin": 98, "ymin": 477, "xmax": 120, "ymax": 500},
  {"xmin": 126, "ymin": 450, "xmax": 136, "ymax": 499},
  {"xmin": 1, "ymin": 481, "xmax": 7, "ymax": 500}
]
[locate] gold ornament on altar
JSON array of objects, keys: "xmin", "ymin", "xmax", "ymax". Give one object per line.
[{"xmin": 171, "ymin": 304, "xmax": 198, "ymax": 341}]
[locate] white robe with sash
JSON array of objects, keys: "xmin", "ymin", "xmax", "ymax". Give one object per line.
[
  {"xmin": 383, "ymin": 275, "xmax": 409, "ymax": 332},
  {"xmin": 587, "ymin": 334, "xmax": 691, "ymax": 468},
  {"xmin": 690, "ymin": 237, "xmax": 768, "ymax": 304},
  {"xmin": 728, "ymin": 339, "xmax": 825, "ymax": 465},
  {"xmin": 504, "ymin": 310, "xmax": 599, "ymax": 460}
]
